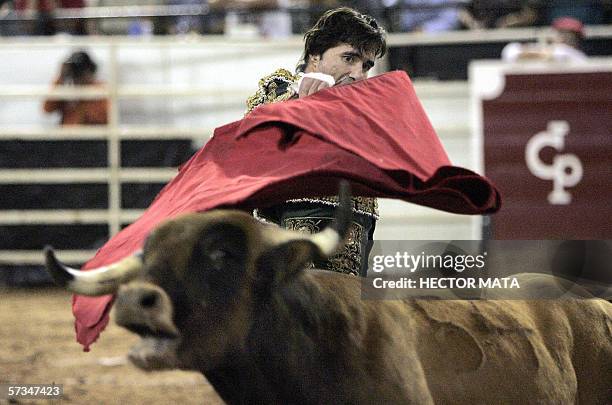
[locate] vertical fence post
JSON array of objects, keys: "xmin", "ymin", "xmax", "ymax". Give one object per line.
[{"xmin": 108, "ymin": 43, "xmax": 121, "ymax": 237}]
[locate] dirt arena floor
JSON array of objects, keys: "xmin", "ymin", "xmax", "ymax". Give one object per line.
[{"xmin": 0, "ymin": 287, "xmax": 224, "ymax": 404}]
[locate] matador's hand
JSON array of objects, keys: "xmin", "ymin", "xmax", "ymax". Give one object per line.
[{"xmin": 297, "ymin": 72, "xmax": 335, "ymax": 98}]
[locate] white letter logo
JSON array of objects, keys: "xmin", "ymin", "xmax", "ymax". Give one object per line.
[{"xmin": 525, "ymin": 121, "xmax": 583, "ymax": 205}]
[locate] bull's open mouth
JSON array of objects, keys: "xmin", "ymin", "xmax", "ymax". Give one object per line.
[
  {"xmin": 128, "ymin": 336, "xmax": 181, "ymax": 371},
  {"xmin": 122, "ymin": 323, "xmax": 179, "ymax": 340}
]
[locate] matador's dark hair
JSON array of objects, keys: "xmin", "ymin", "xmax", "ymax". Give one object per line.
[{"xmin": 297, "ymin": 7, "xmax": 387, "ymax": 73}]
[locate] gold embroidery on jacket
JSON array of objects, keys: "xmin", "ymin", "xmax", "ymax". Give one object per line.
[
  {"xmin": 246, "ymin": 68, "xmax": 297, "ymax": 114},
  {"xmin": 285, "ymin": 196, "xmax": 379, "ymax": 219},
  {"xmin": 284, "ymin": 217, "xmax": 364, "ymax": 276}
]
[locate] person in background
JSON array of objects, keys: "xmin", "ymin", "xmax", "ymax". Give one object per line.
[
  {"xmin": 495, "ymin": 0, "xmax": 609, "ymax": 27},
  {"xmin": 501, "ymin": 16, "xmax": 588, "ymax": 62},
  {"xmin": 246, "ymin": 7, "xmax": 386, "ymax": 276},
  {"xmin": 382, "ymin": 0, "xmax": 459, "ymax": 75},
  {"xmin": 14, "ymin": 0, "xmax": 87, "ymax": 35},
  {"xmin": 219, "ymin": 0, "xmax": 293, "ymax": 38},
  {"xmin": 165, "ymin": 0, "xmax": 206, "ymax": 34},
  {"xmin": 383, "ymin": 0, "xmax": 461, "ymax": 33},
  {"xmin": 43, "ymin": 50, "xmax": 108, "ymax": 125},
  {"xmin": 459, "ymin": 0, "xmax": 525, "ymax": 29}
]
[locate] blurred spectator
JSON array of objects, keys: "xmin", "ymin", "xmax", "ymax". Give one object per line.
[
  {"xmin": 501, "ymin": 16, "xmax": 587, "ymax": 62},
  {"xmin": 384, "ymin": 0, "xmax": 461, "ymax": 32},
  {"xmin": 459, "ymin": 0, "xmax": 524, "ymax": 29},
  {"xmin": 166, "ymin": 0, "xmax": 204, "ymax": 34},
  {"xmin": 97, "ymin": 0, "xmax": 165, "ymax": 35},
  {"xmin": 43, "ymin": 51, "xmax": 109, "ymax": 125},
  {"xmin": 127, "ymin": 17, "xmax": 154, "ymax": 35},
  {"xmin": 215, "ymin": 0, "xmax": 292, "ymax": 38},
  {"xmin": 535, "ymin": 0, "xmax": 607, "ymax": 25},
  {"xmin": 384, "ymin": 0, "xmax": 460, "ymax": 77},
  {"xmin": 305, "ymin": 0, "xmax": 389, "ymax": 33},
  {"xmin": 258, "ymin": 0, "xmax": 292, "ymax": 38},
  {"xmin": 14, "ymin": 0, "xmax": 86, "ymax": 35},
  {"xmin": 58, "ymin": 0, "xmax": 87, "ymax": 35},
  {"xmin": 493, "ymin": 0, "xmax": 538, "ymax": 27},
  {"xmin": 15, "ymin": 0, "xmax": 56, "ymax": 34},
  {"xmin": 0, "ymin": 0, "xmax": 19, "ymax": 36},
  {"xmin": 496, "ymin": 0, "xmax": 608, "ymax": 27},
  {"xmin": 1, "ymin": 0, "xmax": 13, "ymax": 11}
]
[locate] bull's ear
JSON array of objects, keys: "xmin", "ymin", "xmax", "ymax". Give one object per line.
[{"xmin": 256, "ymin": 240, "xmax": 323, "ymax": 287}]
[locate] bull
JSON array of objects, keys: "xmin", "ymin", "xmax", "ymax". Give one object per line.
[{"xmin": 45, "ymin": 183, "xmax": 612, "ymax": 404}]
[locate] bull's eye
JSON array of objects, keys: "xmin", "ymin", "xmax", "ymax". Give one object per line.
[
  {"xmin": 209, "ymin": 249, "xmax": 226, "ymax": 262},
  {"xmin": 208, "ymin": 248, "xmax": 231, "ymax": 271},
  {"xmin": 139, "ymin": 290, "xmax": 159, "ymax": 309}
]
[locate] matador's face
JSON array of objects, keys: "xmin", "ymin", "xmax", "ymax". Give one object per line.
[{"xmin": 309, "ymin": 43, "xmax": 375, "ymax": 85}]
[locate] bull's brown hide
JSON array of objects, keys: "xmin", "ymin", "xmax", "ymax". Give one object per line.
[{"xmin": 47, "ymin": 210, "xmax": 612, "ymax": 404}]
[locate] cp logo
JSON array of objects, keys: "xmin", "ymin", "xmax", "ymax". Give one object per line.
[{"xmin": 525, "ymin": 121, "xmax": 583, "ymax": 205}]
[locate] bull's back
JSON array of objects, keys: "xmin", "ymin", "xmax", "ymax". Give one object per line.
[
  {"xmin": 306, "ymin": 272, "xmax": 611, "ymax": 404},
  {"xmin": 559, "ymin": 298, "xmax": 612, "ymax": 404},
  {"xmin": 410, "ymin": 299, "xmax": 612, "ymax": 404}
]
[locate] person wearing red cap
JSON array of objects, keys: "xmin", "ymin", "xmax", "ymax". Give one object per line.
[
  {"xmin": 501, "ymin": 15, "xmax": 588, "ymax": 62},
  {"xmin": 551, "ymin": 16, "xmax": 585, "ymax": 52}
]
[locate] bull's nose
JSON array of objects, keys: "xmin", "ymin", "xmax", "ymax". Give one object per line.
[{"xmin": 114, "ymin": 283, "xmax": 179, "ymax": 338}]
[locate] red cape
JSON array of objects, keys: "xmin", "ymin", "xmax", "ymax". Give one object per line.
[{"xmin": 73, "ymin": 71, "xmax": 501, "ymax": 350}]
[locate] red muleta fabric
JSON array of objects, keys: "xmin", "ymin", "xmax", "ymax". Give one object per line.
[{"xmin": 73, "ymin": 70, "xmax": 501, "ymax": 350}]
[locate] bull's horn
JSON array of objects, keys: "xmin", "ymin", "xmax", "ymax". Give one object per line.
[
  {"xmin": 308, "ymin": 180, "xmax": 353, "ymax": 257},
  {"xmin": 44, "ymin": 246, "xmax": 144, "ymax": 296}
]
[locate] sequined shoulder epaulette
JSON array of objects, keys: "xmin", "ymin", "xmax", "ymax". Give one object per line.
[
  {"xmin": 286, "ymin": 196, "xmax": 379, "ymax": 219},
  {"xmin": 246, "ymin": 68, "xmax": 298, "ymax": 114}
]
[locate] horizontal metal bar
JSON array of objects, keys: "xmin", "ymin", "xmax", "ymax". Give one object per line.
[
  {"xmin": 0, "ymin": 126, "xmax": 108, "ymax": 139},
  {"xmin": 386, "ymin": 26, "xmax": 612, "ymax": 46},
  {"xmin": 0, "ymin": 250, "xmax": 96, "ymax": 265},
  {"xmin": 435, "ymin": 125, "xmax": 470, "ymax": 138},
  {"xmin": 0, "ymin": 85, "xmax": 250, "ymax": 99},
  {"xmin": 1, "ymin": 4, "xmax": 211, "ymax": 20},
  {"xmin": 413, "ymin": 81, "xmax": 468, "ymax": 98},
  {"xmin": 0, "ymin": 126, "xmax": 213, "ymax": 140},
  {"xmin": 0, "ymin": 168, "xmax": 177, "ymax": 183},
  {"xmin": 0, "ymin": 35, "xmax": 304, "ymax": 48},
  {"xmin": 0, "ymin": 168, "xmax": 109, "ymax": 183},
  {"xmin": 3, "ymin": 85, "xmax": 109, "ymax": 98},
  {"xmin": 4, "ymin": 3, "xmax": 476, "ymax": 21},
  {"xmin": 120, "ymin": 127, "xmax": 212, "ymax": 138},
  {"xmin": 118, "ymin": 86, "xmax": 249, "ymax": 98},
  {"xmin": 120, "ymin": 168, "xmax": 177, "ymax": 182},
  {"xmin": 0, "ymin": 209, "xmax": 144, "ymax": 225}
]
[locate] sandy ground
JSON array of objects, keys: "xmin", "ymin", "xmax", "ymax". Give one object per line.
[{"xmin": 0, "ymin": 287, "xmax": 224, "ymax": 404}]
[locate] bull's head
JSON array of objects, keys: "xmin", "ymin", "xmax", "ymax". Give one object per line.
[{"xmin": 45, "ymin": 182, "xmax": 353, "ymax": 372}]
